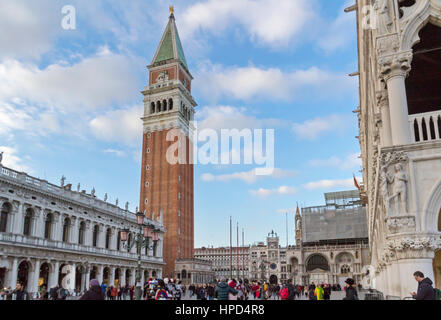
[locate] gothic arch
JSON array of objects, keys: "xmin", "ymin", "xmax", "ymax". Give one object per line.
[
  {"xmin": 335, "ymin": 252, "xmax": 355, "ymax": 264},
  {"xmin": 305, "ymin": 254, "xmax": 329, "ymax": 272},
  {"xmin": 422, "ymin": 177, "xmax": 441, "ymax": 233},
  {"xmin": 400, "ymin": 1, "xmax": 441, "ymax": 51}
]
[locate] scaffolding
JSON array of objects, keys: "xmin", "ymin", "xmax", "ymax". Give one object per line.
[{"xmin": 302, "ymin": 190, "xmax": 368, "ymax": 244}]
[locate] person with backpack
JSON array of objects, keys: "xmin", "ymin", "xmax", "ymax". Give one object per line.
[
  {"xmin": 80, "ymin": 279, "xmax": 105, "ymax": 300},
  {"xmin": 279, "ymin": 283, "xmax": 290, "ymax": 300},
  {"xmin": 411, "ymin": 271, "xmax": 436, "ymax": 300},
  {"xmin": 287, "ymin": 280, "xmax": 296, "ymax": 300},
  {"xmin": 215, "ymin": 277, "xmax": 237, "ymax": 300}
]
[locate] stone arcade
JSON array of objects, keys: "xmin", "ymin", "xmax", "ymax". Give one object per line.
[
  {"xmin": 352, "ymin": 0, "xmax": 441, "ymax": 298},
  {"xmin": 0, "ymin": 164, "xmax": 165, "ymax": 295}
]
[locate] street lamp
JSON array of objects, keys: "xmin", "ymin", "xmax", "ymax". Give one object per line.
[{"xmin": 121, "ymin": 212, "xmax": 157, "ymax": 300}]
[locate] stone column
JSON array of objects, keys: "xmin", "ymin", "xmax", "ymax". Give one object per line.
[
  {"xmin": 381, "ymin": 53, "xmax": 412, "ymax": 146},
  {"xmin": 120, "ymin": 268, "xmax": 126, "ymax": 287},
  {"xmin": 83, "ymin": 267, "xmax": 90, "ymax": 292},
  {"xmin": 109, "ymin": 267, "xmax": 115, "ymax": 287},
  {"xmin": 48, "ymin": 261, "xmax": 60, "ymax": 288},
  {"xmin": 110, "ymin": 227, "xmax": 117, "ymax": 251},
  {"xmin": 53, "ymin": 213, "xmax": 62, "ymax": 242},
  {"xmin": 71, "ymin": 217, "xmax": 79, "ymax": 244},
  {"xmin": 130, "ymin": 268, "xmax": 136, "ymax": 285},
  {"xmin": 30, "ymin": 259, "xmax": 41, "ymax": 295},
  {"xmin": 97, "ymin": 265, "xmax": 104, "ymax": 284},
  {"xmin": 97, "ymin": 224, "xmax": 105, "ymax": 249},
  {"xmin": 12, "ymin": 202, "xmax": 24, "ymax": 234},
  {"xmin": 35, "ymin": 208, "xmax": 45, "ymax": 238},
  {"xmin": 8, "ymin": 258, "xmax": 18, "ymax": 288},
  {"xmin": 84, "ymin": 221, "xmax": 91, "ymax": 246},
  {"xmin": 397, "ymin": 258, "xmax": 434, "ymax": 298},
  {"xmin": 377, "ymin": 90, "xmax": 393, "ymax": 147}
]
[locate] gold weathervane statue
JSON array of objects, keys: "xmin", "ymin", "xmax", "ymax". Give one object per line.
[{"xmin": 170, "ymin": 5, "xmax": 174, "ymax": 15}]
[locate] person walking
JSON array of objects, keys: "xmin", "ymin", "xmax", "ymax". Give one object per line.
[
  {"xmin": 215, "ymin": 277, "xmax": 237, "ymax": 300},
  {"xmin": 323, "ymin": 284, "xmax": 331, "ymax": 300},
  {"xmin": 411, "ymin": 271, "xmax": 435, "ymax": 300},
  {"xmin": 343, "ymin": 278, "xmax": 358, "ymax": 300},
  {"xmin": 314, "ymin": 284, "xmax": 324, "ymax": 300},
  {"xmin": 80, "ymin": 279, "xmax": 105, "ymax": 300}
]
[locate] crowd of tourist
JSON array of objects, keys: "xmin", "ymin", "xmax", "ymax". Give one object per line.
[{"xmin": 1, "ymin": 270, "xmax": 438, "ymax": 300}]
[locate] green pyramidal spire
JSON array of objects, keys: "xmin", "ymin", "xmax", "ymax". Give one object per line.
[{"xmin": 152, "ymin": 10, "xmax": 189, "ymax": 70}]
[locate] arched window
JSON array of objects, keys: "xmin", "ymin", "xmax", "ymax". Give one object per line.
[
  {"xmin": 62, "ymin": 218, "xmax": 71, "ymax": 243},
  {"xmin": 93, "ymin": 225, "xmax": 99, "ymax": 247},
  {"xmin": 23, "ymin": 208, "xmax": 33, "ymax": 236},
  {"xmin": 0, "ymin": 203, "xmax": 11, "ymax": 233},
  {"xmin": 162, "ymin": 99, "xmax": 167, "ymax": 112},
  {"xmin": 341, "ymin": 264, "xmax": 351, "ymax": 274},
  {"xmin": 150, "ymin": 102, "xmax": 155, "ymax": 114},
  {"xmin": 78, "ymin": 221, "xmax": 86, "ymax": 245},
  {"xmin": 117, "ymin": 230, "xmax": 121, "ymax": 251},
  {"xmin": 168, "ymin": 99, "xmax": 173, "ymax": 110},
  {"xmin": 406, "ymin": 23, "xmax": 441, "ymax": 115},
  {"xmin": 44, "ymin": 213, "xmax": 53, "ymax": 239},
  {"xmin": 306, "ymin": 254, "xmax": 329, "ymax": 272},
  {"xmin": 105, "ymin": 228, "xmax": 111, "ymax": 249},
  {"xmin": 156, "ymin": 101, "xmax": 161, "ymax": 113}
]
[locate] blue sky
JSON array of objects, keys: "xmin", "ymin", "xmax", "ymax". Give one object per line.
[{"xmin": 0, "ymin": 0, "xmax": 361, "ymax": 248}]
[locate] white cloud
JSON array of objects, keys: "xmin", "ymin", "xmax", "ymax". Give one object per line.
[
  {"xmin": 103, "ymin": 149, "xmax": 127, "ymax": 157},
  {"xmin": 180, "ymin": 0, "xmax": 317, "ymax": 48},
  {"xmin": 0, "ymin": 0, "xmax": 61, "ymax": 60},
  {"xmin": 90, "ymin": 105, "xmax": 143, "ymax": 146},
  {"xmin": 303, "ymin": 177, "xmax": 361, "ymax": 190},
  {"xmin": 0, "ymin": 146, "xmax": 30, "ymax": 172},
  {"xmin": 292, "ymin": 114, "xmax": 353, "ymax": 140},
  {"xmin": 195, "ymin": 62, "xmax": 355, "ymax": 102},
  {"xmin": 250, "ymin": 186, "xmax": 297, "ymax": 197},
  {"xmin": 0, "ymin": 102, "xmax": 62, "ymax": 138},
  {"xmin": 201, "ymin": 168, "xmax": 298, "ymax": 184},
  {"xmin": 0, "ymin": 49, "xmax": 141, "ymax": 112},
  {"xmin": 309, "ymin": 153, "xmax": 361, "ymax": 170},
  {"xmin": 196, "ymin": 105, "xmax": 284, "ymax": 131}
]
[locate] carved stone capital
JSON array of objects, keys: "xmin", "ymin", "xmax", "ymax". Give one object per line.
[
  {"xmin": 387, "ymin": 236, "xmax": 441, "ymax": 259},
  {"xmin": 378, "ymin": 51, "xmax": 413, "ymax": 81}
]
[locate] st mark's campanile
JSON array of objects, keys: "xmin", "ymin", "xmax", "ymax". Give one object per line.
[{"xmin": 139, "ymin": 7, "xmax": 196, "ymax": 278}]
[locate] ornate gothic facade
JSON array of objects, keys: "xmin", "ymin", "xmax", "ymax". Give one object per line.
[{"xmin": 353, "ymin": 0, "xmax": 441, "ymax": 297}]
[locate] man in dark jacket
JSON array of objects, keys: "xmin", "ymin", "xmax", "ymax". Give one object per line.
[
  {"xmin": 12, "ymin": 282, "xmax": 29, "ymax": 300},
  {"xmin": 215, "ymin": 278, "xmax": 237, "ymax": 300},
  {"xmin": 286, "ymin": 280, "xmax": 296, "ymax": 300},
  {"xmin": 343, "ymin": 278, "xmax": 358, "ymax": 300},
  {"xmin": 411, "ymin": 271, "xmax": 435, "ymax": 300},
  {"xmin": 80, "ymin": 279, "xmax": 105, "ymax": 300}
]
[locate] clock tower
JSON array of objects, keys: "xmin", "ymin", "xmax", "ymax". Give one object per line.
[{"xmin": 139, "ymin": 8, "xmax": 196, "ymax": 278}]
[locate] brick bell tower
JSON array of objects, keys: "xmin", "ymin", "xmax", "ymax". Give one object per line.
[{"xmin": 139, "ymin": 6, "xmax": 196, "ymax": 278}]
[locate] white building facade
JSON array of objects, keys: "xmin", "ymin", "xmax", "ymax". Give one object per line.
[
  {"xmin": 353, "ymin": 0, "xmax": 441, "ymax": 298},
  {"xmin": 194, "ymin": 246, "xmax": 250, "ymax": 280},
  {"xmin": 0, "ymin": 164, "xmax": 165, "ymax": 296}
]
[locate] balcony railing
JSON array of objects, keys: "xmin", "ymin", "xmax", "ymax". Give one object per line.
[
  {"xmin": 409, "ymin": 110, "xmax": 441, "ymax": 143},
  {"xmin": 0, "ymin": 233, "xmax": 163, "ymax": 264}
]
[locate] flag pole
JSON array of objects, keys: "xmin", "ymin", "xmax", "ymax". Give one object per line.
[{"xmin": 230, "ymin": 216, "xmax": 232, "ymax": 280}]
